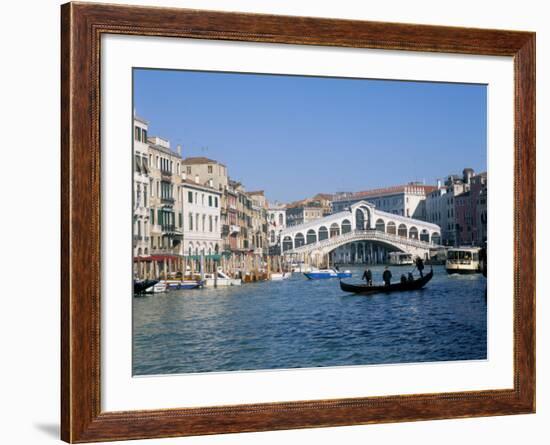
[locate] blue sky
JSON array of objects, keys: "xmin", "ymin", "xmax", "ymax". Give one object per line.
[{"xmin": 134, "ymin": 69, "xmax": 487, "ymax": 203}]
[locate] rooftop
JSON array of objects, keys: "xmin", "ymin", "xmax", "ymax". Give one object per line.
[
  {"xmin": 333, "ymin": 184, "xmax": 437, "ymax": 201},
  {"xmin": 181, "ymin": 157, "xmax": 226, "ymax": 167}
]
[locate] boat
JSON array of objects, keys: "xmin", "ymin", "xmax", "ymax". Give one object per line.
[
  {"xmin": 445, "ymin": 247, "xmax": 482, "ymax": 274},
  {"xmin": 304, "ymin": 268, "xmax": 352, "ymax": 279},
  {"xmin": 290, "ymin": 262, "xmax": 313, "ymax": 273},
  {"xmin": 270, "ymin": 272, "xmax": 291, "ymax": 281},
  {"xmin": 144, "ymin": 281, "xmax": 168, "ymax": 294},
  {"xmin": 340, "ymin": 269, "xmax": 434, "ymax": 295},
  {"xmin": 388, "ymin": 252, "xmax": 414, "ymax": 266},
  {"xmin": 134, "ymin": 279, "xmax": 159, "ymax": 295},
  {"xmin": 160, "ymin": 279, "xmax": 204, "ymax": 290},
  {"xmin": 203, "ymin": 268, "xmax": 242, "ymax": 287}
]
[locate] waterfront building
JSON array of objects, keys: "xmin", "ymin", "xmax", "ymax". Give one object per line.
[
  {"xmin": 267, "ymin": 202, "xmax": 287, "ymax": 248},
  {"xmin": 133, "ymin": 115, "xmax": 151, "ymax": 257},
  {"xmin": 222, "ymin": 182, "xmax": 239, "ymax": 252},
  {"xmin": 147, "ymin": 135, "xmax": 184, "ymax": 255},
  {"xmin": 179, "ymin": 176, "xmax": 222, "ymax": 256},
  {"xmin": 247, "ymin": 191, "xmax": 269, "ymax": 254},
  {"xmin": 180, "ymin": 156, "xmax": 228, "ymax": 192},
  {"xmin": 286, "ymin": 202, "xmax": 325, "ymax": 227},
  {"xmin": 424, "ymin": 168, "xmax": 487, "ymax": 246},
  {"xmin": 332, "ymin": 183, "xmax": 436, "ymax": 219}
]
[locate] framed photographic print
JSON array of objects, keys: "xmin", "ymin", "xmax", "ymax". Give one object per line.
[{"xmin": 61, "ymin": 2, "xmax": 535, "ymax": 443}]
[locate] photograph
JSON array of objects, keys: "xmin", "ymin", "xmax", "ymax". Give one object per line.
[{"xmin": 132, "ymin": 69, "xmax": 488, "ymax": 376}]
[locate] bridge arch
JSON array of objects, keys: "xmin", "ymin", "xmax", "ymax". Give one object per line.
[
  {"xmin": 420, "ymin": 229, "xmax": 429, "ymax": 242},
  {"xmin": 409, "ymin": 226, "xmax": 419, "ymax": 240},
  {"xmin": 341, "ymin": 219, "xmax": 352, "ymax": 234},
  {"xmin": 431, "ymin": 232, "xmax": 441, "ymax": 244},
  {"xmin": 306, "ymin": 229, "xmax": 317, "ymax": 244},
  {"xmin": 355, "ymin": 208, "xmax": 365, "ymax": 230},
  {"xmin": 387, "ymin": 221, "xmax": 396, "ymax": 235},
  {"xmin": 294, "ymin": 232, "xmax": 305, "ymax": 248},
  {"xmin": 398, "ymin": 223, "xmax": 407, "ymax": 238},
  {"xmin": 375, "ymin": 218, "xmax": 385, "ymax": 232},
  {"xmin": 282, "ymin": 236, "xmax": 293, "ymax": 252},
  {"xmin": 330, "ymin": 223, "xmax": 340, "ymax": 238},
  {"xmin": 318, "ymin": 226, "xmax": 328, "ymax": 241}
]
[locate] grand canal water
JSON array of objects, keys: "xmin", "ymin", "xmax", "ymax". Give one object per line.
[{"xmin": 133, "ymin": 265, "xmax": 486, "ymax": 376}]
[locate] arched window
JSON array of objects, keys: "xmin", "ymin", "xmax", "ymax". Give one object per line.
[
  {"xmin": 282, "ymin": 236, "xmax": 293, "ymax": 252},
  {"xmin": 318, "ymin": 226, "xmax": 328, "ymax": 240},
  {"xmin": 330, "ymin": 223, "xmax": 340, "ymax": 238},
  {"xmin": 375, "ymin": 218, "xmax": 385, "ymax": 232},
  {"xmin": 409, "ymin": 227, "xmax": 419, "ymax": 239},
  {"xmin": 306, "ymin": 229, "xmax": 317, "ymax": 244},
  {"xmin": 431, "ymin": 232, "xmax": 441, "ymax": 245},
  {"xmin": 270, "ymin": 230, "xmax": 275, "ymax": 243},
  {"xmin": 294, "ymin": 233, "xmax": 305, "ymax": 248},
  {"xmin": 398, "ymin": 224, "xmax": 407, "ymax": 237},
  {"xmin": 355, "ymin": 209, "xmax": 365, "ymax": 230},
  {"xmin": 278, "ymin": 214, "xmax": 283, "ymax": 226},
  {"xmin": 420, "ymin": 229, "xmax": 429, "ymax": 242},
  {"xmin": 137, "ymin": 248, "xmax": 142, "ymax": 256},
  {"xmin": 341, "ymin": 219, "xmax": 352, "ymax": 234},
  {"xmin": 387, "ymin": 221, "xmax": 396, "ymax": 235}
]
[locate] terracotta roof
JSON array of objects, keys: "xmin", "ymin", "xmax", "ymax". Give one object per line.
[
  {"xmin": 246, "ymin": 190, "xmax": 265, "ymax": 196},
  {"xmin": 181, "ymin": 156, "xmax": 225, "ymax": 166},
  {"xmin": 333, "ymin": 184, "xmax": 437, "ymax": 201}
]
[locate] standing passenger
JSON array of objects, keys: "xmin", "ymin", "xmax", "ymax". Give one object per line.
[{"xmin": 415, "ymin": 256, "xmax": 425, "ymax": 278}]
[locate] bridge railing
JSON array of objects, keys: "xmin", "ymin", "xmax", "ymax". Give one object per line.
[{"xmin": 285, "ymin": 229, "xmax": 438, "ymax": 254}]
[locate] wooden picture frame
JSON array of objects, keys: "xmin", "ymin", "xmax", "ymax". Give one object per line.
[{"xmin": 61, "ymin": 2, "xmax": 535, "ymax": 442}]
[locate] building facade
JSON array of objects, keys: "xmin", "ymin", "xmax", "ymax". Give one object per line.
[
  {"xmin": 133, "ymin": 116, "xmax": 151, "ymax": 257},
  {"xmin": 180, "ymin": 179, "xmax": 222, "ymax": 256},
  {"xmin": 332, "ymin": 183, "xmax": 436, "ymax": 219},
  {"xmin": 267, "ymin": 203, "xmax": 286, "ymax": 248}
]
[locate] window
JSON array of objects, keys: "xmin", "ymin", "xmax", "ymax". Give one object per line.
[
  {"xmin": 188, "ymin": 191, "xmax": 193, "ymax": 203},
  {"xmin": 215, "ymin": 197, "xmax": 218, "ymax": 207},
  {"xmin": 142, "ymin": 128, "xmax": 147, "ymax": 142},
  {"xmin": 143, "ymin": 185, "xmax": 147, "ymax": 207},
  {"xmin": 134, "ymin": 126, "xmax": 140, "ymax": 141},
  {"xmin": 208, "ymin": 196, "xmax": 212, "ymax": 207},
  {"xmin": 209, "ymin": 215, "xmax": 213, "ymax": 232},
  {"xmin": 150, "ymin": 209, "xmax": 155, "ymax": 225},
  {"xmin": 208, "ymin": 165, "xmax": 213, "ymax": 173},
  {"xmin": 179, "ymin": 213, "xmax": 182, "ymax": 227},
  {"xmin": 202, "ymin": 194, "xmax": 205, "ymax": 205},
  {"xmin": 189, "ymin": 213, "xmax": 193, "ymax": 231},
  {"xmin": 186, "ymin": 166, "xmax": 191, "ymax": 174}
]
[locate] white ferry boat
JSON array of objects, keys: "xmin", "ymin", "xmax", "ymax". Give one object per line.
[
  {"xmin": 388, "ymin": 252, "xmax": 414, "ymax": 266},
  {"xmin": 203, "ymin": 268, "xmax": 242, "ymax": 287},
  {"xmin": 445, "ymin": 247, "xmax": 482, "ymax": 274}
]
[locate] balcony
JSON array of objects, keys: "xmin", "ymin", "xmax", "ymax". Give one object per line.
[
  {"xmin": 230, "ymin": 225, "xmax": 240, "ymax": 234},
  {"xmin": 161, "ymin": 225, "xmax": 183, "ymax": 238},
  {"xmin": 161, "ymin": 197, "xmax": 175, "ymax": 205},
  {"xmin": 160, "ymin": 169, "xmax": 172, "ymax": 180}
]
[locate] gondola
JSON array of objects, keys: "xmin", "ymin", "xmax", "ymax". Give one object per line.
[
  {"xmin": 339, "ymin": 269, "xmax": 433, "ymax": 295},
  {"xmin": 133, "ymin": 279, "xmax": 159, "ymax": 295}
]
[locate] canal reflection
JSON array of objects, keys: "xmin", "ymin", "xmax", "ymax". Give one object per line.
[{"xmin": 133, "ymin": 265, "xmax": 487, "ymax": 376}]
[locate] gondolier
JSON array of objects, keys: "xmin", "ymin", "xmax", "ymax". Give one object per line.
[
  {"xmin": 382, "ymin": 267, "xmax": 392, "ymax": 286},
  {"xmin": 415, "ymin": 256, "xmax": 425, "ymax": 277}
]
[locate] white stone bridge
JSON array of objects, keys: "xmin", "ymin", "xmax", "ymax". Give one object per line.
[{"xmin": 280, "ymin": 201, "xmax": 441, "ymax": 260}]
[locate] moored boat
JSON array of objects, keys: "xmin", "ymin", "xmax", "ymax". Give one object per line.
[
  {"xmin": 445, "ymin": 247, "xmax": 481, "ymax": 274},
  {"xmin": 340, "ymin": 269, "xmax": 433, "ymax": 295},
  {"xmin": 160, "ymin": 279, "xmax": 204, "ymax": 290},
  {"xmin": 203, "ymin": 268, "xmax": 242, "ymax": 287},
  {"xmin": 270, "ymin": 272, "xmax": 291, "ymax": 281},
  {"xmin": 134, "ymin": 279, "xmax": 159, "ymax": 295},
  {"xmin": 304, "ymin": 268, "xmax": 352, "ymax": 279},
  {"xmin": 388, "ymin": 252, "xmax": 414, "ymax": 266}
]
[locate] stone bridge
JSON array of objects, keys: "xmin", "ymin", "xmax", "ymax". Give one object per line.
[{"xmin": 280, "ymin": 200, "xmax": 441, "ymax": 259}]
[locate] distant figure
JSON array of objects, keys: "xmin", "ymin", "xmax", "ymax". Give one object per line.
[
  {"xmin": 415, "ymin": 257, "xmax": 425, "ymax": 278},
  {"xmin": 383, "ymin": 267, "xmax": 392, "ymax": 286},
  {"xmin": 408, "ymin": 272, "xmax": 414, "ymax": 282},
  {"xmin": 400, "ymin": 274, "xmax": 407, "ymax": 285},
  {"xmin": 362, "ymin": 268, "xmax": 373, "ymax": 286},
  {"xmin": 334, "ymin": 264, "xmax": 340, "ymax": 271}
]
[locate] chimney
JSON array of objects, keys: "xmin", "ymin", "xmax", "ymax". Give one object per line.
[
  {"xmin": 195, "ymin": 174, "xmax": 200, "ymax": 184},
  {"xmin": 463, "ymin": 168, "xmax": 474, "ymax": 185},
  {"xmin": 209, "ymin": 178, "xmax": 213, "ymax": 188}
]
